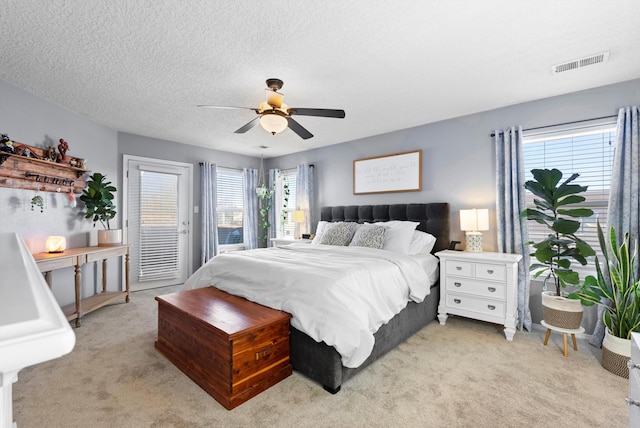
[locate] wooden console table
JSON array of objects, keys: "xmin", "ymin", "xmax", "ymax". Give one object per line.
[{"xmin": 33, "ymin": 245, "xmax": 130, "ymax": 327}]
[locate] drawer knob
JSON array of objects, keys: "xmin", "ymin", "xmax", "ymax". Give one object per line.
[
  {"xmin": 454, "ymin": 282, "xmax": 462, "ymax": 287},
  {"xmin": 487, "ymin": 305, "xmax": 496, "ymax": 310},
  {"xmin": 487, "ymin": 269, "xmax": 494, "ymax": 274},
  {"xmin": 627, "ymin": 360, "xmax": 640, "ymax": 370},
  {"xmin": 626, "ymin": 397, "xmax": 640, "ymax": 407},
  {"xmin": 456, "ymin": 266, "xmax": 462, "ymax": 271},
  {"xmin": 454, "ymin": 298, "xmax": 461, "ymax": 304},
  {"xmin": 488, "ymin": 287, "xmax": 496, "ymax": 292}
]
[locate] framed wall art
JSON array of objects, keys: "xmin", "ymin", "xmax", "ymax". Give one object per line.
[{"xmin": 353, "ymin": 150, "xmax": 422, "ymax": 194}]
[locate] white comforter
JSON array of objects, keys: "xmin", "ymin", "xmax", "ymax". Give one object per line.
[{"xmin": 182, "ymin": 243, "xmax": 438, "ymax": 368}]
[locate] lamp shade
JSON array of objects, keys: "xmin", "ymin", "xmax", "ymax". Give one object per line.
[
  {"xmin": 459, "ymin": 209, "xmax": 489, "ymax": 232},
  {"xmin": 46, "ymin": 236, "xmax": 66, "ymax": 253},
  {"xmin": 260, "ymin": 111, "xmax": 288, "ymax": 135},
  {"xmin": 292, "ymin": 210, "xmax": 305, "ymax": 223}
]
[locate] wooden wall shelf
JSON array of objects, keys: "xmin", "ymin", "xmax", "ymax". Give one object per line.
[{"xmin": 0, "ymin": 142, "xmax": 89, "ymax": 194}]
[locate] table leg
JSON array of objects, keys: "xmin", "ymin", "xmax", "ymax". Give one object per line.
[
  {"xmin": 543, "ymin": 329, "xmax": 551, "ymax": 346},
  {"xmin": 44, "ymin": 271, "xmax": 52, "ymax": 288},
  {"xmin": 571, "ymin": 333, "xmax": 578, "ymax": 351},
  {"xmin": 74, "ymin": 264, "xmax": 82, "ymax": 328},
  {"xmin": 563, "ymin": 333, "xmax": 568, "ymax": 357},
  {"xmin": 125, "ymin": 251, "xmax": 130, "ymax": 303},
  {"xmin": 102, "ymin": 259, "xmax": 107, "ymax": 293}
]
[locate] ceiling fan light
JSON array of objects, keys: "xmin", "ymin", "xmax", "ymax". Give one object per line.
[{"xmin": 260, "ymin": 112, "xmax": 288, "ymax": 135}]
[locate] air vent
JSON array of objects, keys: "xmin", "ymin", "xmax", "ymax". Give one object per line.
[{"xmin": 552, "ymin": 51, "xmax": 610, "ymax": 74}]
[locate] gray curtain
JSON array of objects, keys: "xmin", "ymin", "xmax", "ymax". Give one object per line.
[
  {"xmin": 242, "ymin": 168, "xmax": 258, "ymax": 250},
  {"xmin": 591, "ymin": 106, "xmax": 640, "ymax": 347},
  {"xmin": 494, "ymin": 126, "xmax": 532, "ymax": 331},
  {"xmin": 268, "ymin": 168, "xmax": 281, "ymax": 246},
  {"xmin": 296, "ymin": 164, "xmax": 314, "ymax": 238},
  {"xmin": 199, "ymin": 162, "xmax": 218, "ymax": 265}
]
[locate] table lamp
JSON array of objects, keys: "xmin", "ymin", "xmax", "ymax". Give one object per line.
[
  {"xmin": 293, "ymin": 210, "xmax": 305, "ymax": 239},
  {"xmin": 459, "ymin": 209, "xmax": 489, "ymax": 253},
  {"xmin": 46, "ymin": 236, "xmax": 66, "ymax": 253}
]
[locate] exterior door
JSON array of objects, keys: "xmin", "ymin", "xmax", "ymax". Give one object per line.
[{"xmin": 123, "ymin": 155, "xmax": 193, "ymax": 290}]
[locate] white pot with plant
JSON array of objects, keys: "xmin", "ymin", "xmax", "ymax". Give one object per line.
[
  {"xmin": 520, "ymin": 168, "xmax": 596, "ymax": 329},
  {"xmin": 80, "ymin": 172, "xmax": 121, "ymax": 246},
  {"xmin": 570, "ymin": 224, "xmax": 640, "ymax": 378}
]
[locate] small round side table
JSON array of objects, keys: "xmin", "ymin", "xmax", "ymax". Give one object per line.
[{"xmin": 541, "ymin": 320, "xmax": 585, "ymax": 357}]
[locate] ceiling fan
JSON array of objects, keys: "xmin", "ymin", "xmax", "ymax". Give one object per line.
[{"xmin": 197, "ymin": 78, "xmax": 345, "ymax": 140}]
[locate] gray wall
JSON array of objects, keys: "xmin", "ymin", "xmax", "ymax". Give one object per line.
[
  {"xmin": 267, "ymin": 78, "xmax": 640, "ymax": 332},
  {"xmin": 2, "ymin": 74, "xmax": 639, "ymax": 332},
  {"xmin": 116, "ymin": 132, "xmax": 260, "ymax": 273}
]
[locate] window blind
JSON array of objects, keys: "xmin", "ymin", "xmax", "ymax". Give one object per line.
[
  {"xmin": 217, "ymin": 168, "xmax": 244, "ymax": 245},
  {"xmin": 138, "ymin": 171, "xmax": 180, "ymax": 281},
  {"xmin": 522, "ymin": 120, "xmax": 616, "ymax": 276}
]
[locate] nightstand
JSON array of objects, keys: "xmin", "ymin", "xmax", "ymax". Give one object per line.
[
  {"xmin": 435, "ymin": 250, "xmax": 522, "ymax": 340},
  {"xmin": 270, "ymin": 238, "xmax": 312, "ymax": 248}
]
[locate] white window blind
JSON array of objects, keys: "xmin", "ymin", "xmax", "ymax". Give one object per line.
[
  {"xmin": 217, "ymin": 168, "xmax": 244, "ymax": 245},
  {"xmin": 522, "ymin": 119, "xmax": 616, "ymax": 276},
  {"xmin": 279, "ymin": 169, "xmax": 297, "ymax": 239},
  {"xmin": 138, "ymin": 171, "xmax": 180, "ymax": 281}
]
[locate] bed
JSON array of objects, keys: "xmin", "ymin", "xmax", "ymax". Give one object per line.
[{"xmin": 184, "ymin": 203, "xmax": 450, "ymax": 393}]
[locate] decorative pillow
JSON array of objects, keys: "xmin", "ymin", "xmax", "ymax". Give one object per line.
[
  {"xmin": 374, "ymin": 221, "xmax": 420, "ymax": 254},
  {"xmin": 408, "ymin": 230, "xmax": 437, "ymax": 255},
  {"xmin": 318, "ymin": 222, "xmax": 358, "ymax": 246},
  {"xmin": 349, "ymin": 224, "xmax": 387, "ymax": 249},
  {"xmin": 311, "ymin": 221, "xmax": 330, "ymax": 244}
]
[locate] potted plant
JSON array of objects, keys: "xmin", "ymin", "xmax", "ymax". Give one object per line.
[
  {"xmin": 520, "ymin": 168, "xmax": 595, "ymax": 329},
  {"xmin": 569, "ymin": 223, "xmax": 640, "ymax": 378},
  {"xmin": 80, "ymin": 172, "xmax": 121, "ymax": 246}
]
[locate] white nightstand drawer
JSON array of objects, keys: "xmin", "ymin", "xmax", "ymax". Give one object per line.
[
  {"xmin": 475, "ymin": 263, "xmax": 506, "ymax": 281},
  {"xmin": 446, "ymin": 294, "xmax": 505, "ymax": 317},
  {"xmin": 445, "ymin": 277, "xmax": 506, "ymax": 299},
  {"xmin": 445, "ymin": 260, "xmax": 473, "ymax": 277}
]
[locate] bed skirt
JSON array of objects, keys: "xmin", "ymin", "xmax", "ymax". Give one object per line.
[{"xmin": 290, "ymin": 282, "xmax": 440, "ymax": 393}]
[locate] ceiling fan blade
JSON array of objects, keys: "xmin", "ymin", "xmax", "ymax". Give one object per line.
[
  {"xmin": 286, "ymin": 117, "xmax": 313, "ymax": 140},
  {"xmin": 197, "ymin": 105, "xmax": 259, "ymax": 112},
  {"xmin": 288, "ymin": 108, "xmax": 345, "ymax": 118},
  {"xmin": 234, "ymin": 117, "xmax": 260, "ymax": 134}
]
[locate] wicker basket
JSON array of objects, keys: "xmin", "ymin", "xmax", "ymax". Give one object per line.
[
  {"xmin": 602, "ymin": 330, "xmax": 631, "ymax": 378},
  {"xmin": 542, "ymin": 306, "xmax": 583, "ymax": 330}
]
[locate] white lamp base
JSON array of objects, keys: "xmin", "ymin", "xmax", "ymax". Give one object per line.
[{"xmin": 465, "ymin": 231, "xmax": 483, "ymax": 253}]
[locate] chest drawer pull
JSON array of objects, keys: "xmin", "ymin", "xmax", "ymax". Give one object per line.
[
  {"xmin": 455, "ymin": 266, "xmax": 462, "ymax": 270},
  {"xmin": 488, "ymin": 287, "xmax": 496, "ymax": 292},
  {"xmin": 487, "ymin": 305, "xmax": 496, "ymax": 310},
  {"xmin": 454, "ymin": 298, "xmax": 461, "ymax": 304},
  {"xmin": 626, "ymin": 397, "xmax": 640, "ymax": 407},
  {"xmin": 487, "ymin": 269, "xmax": 494, "ymax": 274},
  {"xmin": 255, "ymin": 345, "xmax": 273, "ymax": 361},
  {"xmin": 454, "ymin": 282, "xmax": 462, "ymax": 287}
]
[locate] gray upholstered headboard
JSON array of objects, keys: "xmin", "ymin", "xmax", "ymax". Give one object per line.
[{"xmin": 319, "ymin": 203, "xmax": 450, "ymax": 253}]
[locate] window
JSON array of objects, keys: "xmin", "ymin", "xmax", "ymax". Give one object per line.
[
  {"xmin": 278, "ymin": 169, "xmax": 297, "ymax": 239},
  {"xmin": 522, "ymin": 119, "xmax": 616, "ymax": 276},
  {"xmin": 216, "ymin": 168, "xmax": 244, "ymax": 246}
]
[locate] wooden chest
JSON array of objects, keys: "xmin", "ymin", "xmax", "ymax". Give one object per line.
[{"xmin": 155, "ymin": 286, "xmax": 292, "ymax": 410}]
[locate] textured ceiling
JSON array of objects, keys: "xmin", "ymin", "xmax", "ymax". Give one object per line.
[{"xmin": 1, "ymin": 1, "xmax": 639, "ymax": 158}]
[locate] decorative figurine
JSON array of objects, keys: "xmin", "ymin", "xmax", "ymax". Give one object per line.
[
  {"xmin": 56, "ymin": 138, "xmax": 69, "ymax": 163},
  {"xmin": 0, "ymin": 134, "xmax": 15, "ymax": 154}
]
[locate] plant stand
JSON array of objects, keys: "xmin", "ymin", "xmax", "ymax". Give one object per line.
[{"xmin": 541, "ymin": 320, "xmax": 585, "ymax": 357}]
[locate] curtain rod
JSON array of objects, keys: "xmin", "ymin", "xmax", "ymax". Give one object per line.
[{"xmin": 490, "ymin": 114, "xmax": 617, "ymax": 137}]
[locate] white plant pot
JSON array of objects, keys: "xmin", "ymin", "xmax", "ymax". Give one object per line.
[
  {"xmin": 98, "ymin": 229, "xmax": 122, "ymax": 247},
  {"xmin": 541, "ymin": 290, "xmax": 583, "ymax": 329},
  {"xmin": 602, "ymin": 329, "xmax": 631, "ymax": 378}
]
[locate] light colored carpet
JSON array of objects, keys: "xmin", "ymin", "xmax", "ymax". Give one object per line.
[{"xmin": 13, "ymin": 286, "xmax": 628, "ymax": 428}]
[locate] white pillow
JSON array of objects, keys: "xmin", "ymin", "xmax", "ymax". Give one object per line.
[
  {"xmin": 312, "ymin": 221, "xmax": 330, "ymax": 244},
  {"xmin": 374, "ymin": 221, "xmax": 419, "ymax": 254},
  {"xmin": 408, "ymin": 230, "xmax": 437, "ymax": 255}
]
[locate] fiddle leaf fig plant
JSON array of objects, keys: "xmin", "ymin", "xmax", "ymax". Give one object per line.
[
  {"xmin": 80, "ymin": 172, "xmax": 117, "ymax": 230},
  {"xmin": 520, "ymin": 168, "xmax": 595, "ymax": 296}
]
